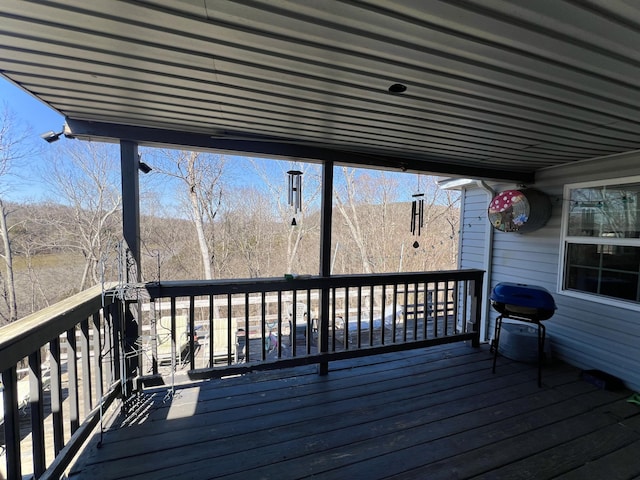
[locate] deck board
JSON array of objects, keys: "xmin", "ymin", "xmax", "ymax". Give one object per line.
[{"xmin": 68, "ymin": 344, "xmax": 640, "ymax": 479}]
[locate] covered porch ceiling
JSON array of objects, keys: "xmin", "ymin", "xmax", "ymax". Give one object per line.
[{"xmin": 2, "ymin": 1, "xmax": 640, "ymax": 183}]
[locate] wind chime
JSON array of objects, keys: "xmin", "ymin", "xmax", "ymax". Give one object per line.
[
  {"xmin": 410, "ymin": 192, "xmax": 424, "ymax": 248},
  {"xmin": 287, "ymin": 169, "xmax": 303, "ymax": 226}
]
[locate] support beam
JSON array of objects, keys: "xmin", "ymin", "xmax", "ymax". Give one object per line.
[
  {"xmin": 66, "ymin": 119, "xmax": 534, "ymax": 184},
  {"xmin": 119, "ymin": 140, "xmax": 141, "ymax": 390},
  {"xmin": 318, "ymin": 160, "xmax": 334, "ymax": 375},
  {"xmin": 120, "ymin": 140, "xmax": 141, "ymax": 282}
]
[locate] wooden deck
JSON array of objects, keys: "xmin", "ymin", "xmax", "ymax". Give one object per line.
[{"xmin": 68, "ymin": 343, "xmax": 640, "ymax": 479}]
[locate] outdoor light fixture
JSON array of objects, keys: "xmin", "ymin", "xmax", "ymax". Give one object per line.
[
  {"xmin": 138, "ymin": 161, "xmax": 152, "ymax": 174},
  {"xmin": 287, "ymin": 169, "xmax": 303, "ymax": 226},
  {"xmin": 40, "ymin": 129, "xmax": 65, "ymax": 143}
]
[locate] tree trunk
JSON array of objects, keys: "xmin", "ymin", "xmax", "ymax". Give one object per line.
[
  {"xmin": 0, "ymin": 199, "xmax": 18, "ymax": 324},
  {"xmin": 186, "ymin": 152, "xmax": 213, "ymax": 279}
]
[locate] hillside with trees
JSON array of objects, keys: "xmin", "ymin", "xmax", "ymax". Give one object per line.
[{"xmin": 0, "ymin": 105, "xmax": 460, "ymax": 326}]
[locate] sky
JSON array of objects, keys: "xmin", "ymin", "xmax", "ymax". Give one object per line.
[
  {"xmin": 0, "ymin": 75, "xmax": 427, "ymax": 209},
  {"xmin": 0, "ymin": 77, "xmax": 67, "ymax": 201},
  {"xmin": 1, "ymin": 77, "xmax": 65, "ymax": 138}
]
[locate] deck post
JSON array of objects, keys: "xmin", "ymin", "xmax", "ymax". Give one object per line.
[
  {"xmin": 120, "ymin": 140, "xmax": 142, "ymax": 392},
  {"xmin": 120, "ymin": 140, "xmax": 141, "ymax": 278},
  {"xmin": 471, "ymin": 277, "xmax": 483, "ymax": 347},
  {"xmin": 318, "ymin": 160, "xmax": 334, "ymax": 375}
]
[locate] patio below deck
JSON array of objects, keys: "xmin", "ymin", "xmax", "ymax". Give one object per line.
[{"xmin": 69, "ymin": 343, "xmax": 640, "ymax": 479}]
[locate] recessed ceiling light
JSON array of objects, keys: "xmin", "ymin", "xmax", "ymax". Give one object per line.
[{"xmin": 388, "ymin": 83, "xmax": 407, "ymax": 93}]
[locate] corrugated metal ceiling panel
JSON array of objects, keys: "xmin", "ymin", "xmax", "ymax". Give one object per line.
[{"xmin": 2, "ymin": 0, "xmax": 640, "ymax": 181}]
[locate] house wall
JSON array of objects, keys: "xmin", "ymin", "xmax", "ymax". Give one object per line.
[
  {"xmin": 458, "ymin": 186, "xmax": 492, "ymax": 341},
  {"xmin": 459, "ymin": 187, "xmax": 490, "ymax": 271},
  {"xmin": 459, "ymin": 151, "xmax": 640, "ymax": 390}
]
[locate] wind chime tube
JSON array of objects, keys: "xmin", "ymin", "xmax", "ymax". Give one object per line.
[
  {"xmin": 418, "ymin": 198, "xmax": 424, "ymax": 236},
  {"xmin": 410, "ymin": 200, "xmax": 416, "ymax": 234},
  {"xmin": 297, "ymin": 174, "xmax": 302, "ymax": 212},
  {"xmin": 287, "ymin": 169, "xmax": 303, "ymax": 215},
  {"xmin": 411, "ymin": 193, "xmax": 424, "ymax": 236}
]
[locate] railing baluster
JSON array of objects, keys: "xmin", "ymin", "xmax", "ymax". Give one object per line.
[
  {"xmin": 243, "ymin": 293, "xmax": 249, "ymax": 363},
  {"xmin": 421, "ymin": 282, "xmax": 428, "ymax": 340},
  {"xmin": 471, "ymin": 278, "xmax": 482, "ymax": 347},
  {"xmin": 453, "ymin": 281, "xmax": 460, "ymax": 334},
  {"xmin": 2, "ymin": 365, "xmax": 21, "ymax": 480},
  {"xmin": 380, "ymin": 285, "xmax": 386, "ymax": 345},
  {"xmin": 444, "ymin": 281, "xmax": 451, "ymax": 335},
  {"xmin": 461, "ymin": 281, "xmax": 469, "ymax": 333},
  {"xmin": 277, "ymin": 290, "xmax": 283, "ymax": 358},
  {"xmin": 403, "ymin": 283, "xmax": 408, "ymax": 342},
  {"xmin": 232, "ymin": 294, "xmax": 238, "ymax": 363},
  {"xmin": 330, "ymin": 287, "xmax": 336, "ymax": 351},
  {"xmin": 110, "ymin": 303, "xmax": 121, "ymax": 385},
  {"xmin": 92, "ymin": 312, "xmax": 103, "ymax": 409},
  {"xmin": 67, "ymin": 327, "xmax": 80, "ymax": 434},
  {"xmin": 355, "ymin": 286, "xmax": 362, "ymax": 349},
  {"xmin": 170, "ymin": 297, "xmax": 177, "ymax": 373},
  {"xmin": 306, "ymin": 289, "xmax": 312, "ymax": 355},
  {"xmin": 434, "ymin": 282, "xmax": 440, "ymax": 338},
  {"xmin": 368, "ymin": 285, "xmax": 374, "ymax": 346},
  {"xmin": 80, "ymin": 318, "xmax": 92, "ymax": 411},
  {"xmin": 49, "ymin": 337, "xmax": 64, "ymax": 455},
  {"xmin": 208, "ymin": 295, "xmax": 214, "ymax": 367},
  {"xmin": 29, "ymin": 350, "xmax": 46, "ymax": 478},
  {"xmin": 344, "ymin": 287, "xmax": 349, "ymax": 351},
  {"xmin": 291, "ymin": 290, "xmax": 297, "ymax": 356},
  {"xmin": 150, "ymin": 299, "xmax": 159, "ymax": 375},
  {"xmin": 261, "ymin": 291, "xmax": 267, "ymax": 361},
  {"xmin": 189, "ymin": 296, "xmax": 196, "ymax": 370}
]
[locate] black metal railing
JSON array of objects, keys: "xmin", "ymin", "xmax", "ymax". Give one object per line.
[
  {"xmin": 0, "ymin": 284, "xmax": 122, "ymax": 480},
  {"xmin": 141, "ymin": 270, "xmax": 483, "ymax": 380}
]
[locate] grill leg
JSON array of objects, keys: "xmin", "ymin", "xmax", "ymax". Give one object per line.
[
  {"xmin": 492, "ymin": 315, "xmax": 503, "ymax": 374},
  {"xmin": 537, "ymin": 322, "xmax": 546, "ymax": 387}
]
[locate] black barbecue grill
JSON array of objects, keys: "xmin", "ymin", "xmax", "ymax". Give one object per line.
[{"xmin": 490, "ymin": 282, "xmax": 557, "ymax": 386}]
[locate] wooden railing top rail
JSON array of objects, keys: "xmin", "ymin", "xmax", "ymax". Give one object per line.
[
  {"xmin": 144, "ymin": 269, "xmax": 485, "ymax": 299},
  {"xmin": 0, "ymin": 283, "xmax": 117, "ymax": 372}
]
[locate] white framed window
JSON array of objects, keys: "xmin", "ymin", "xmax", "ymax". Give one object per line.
[{"xmin": 560, "ymin": 176, "xmax": 640, "ymax": 307}]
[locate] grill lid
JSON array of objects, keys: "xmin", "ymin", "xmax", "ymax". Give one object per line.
[{"xmin": 490, "ymin": 282, "xmax": 556, "ymax": 321}]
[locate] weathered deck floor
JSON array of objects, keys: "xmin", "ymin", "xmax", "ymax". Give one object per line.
[{"xmin": 68, "ymin": 343, "xmax": 640, "ymax": 479}]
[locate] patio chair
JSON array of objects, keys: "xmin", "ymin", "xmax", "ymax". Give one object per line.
[
  {"xmin": 157, "ymin": 315, "xmax": 189, "ymax": 364},
  {"xmin": 211, "ymin": 317, "xmax": 234, "ymax": 363},
  {"xmin": 288, "ymin": 302, "xmax": 308, "ymax": 345},
  {"xmin": 235, "ymin": 328, "xmax": 246, "ymax": 363}
]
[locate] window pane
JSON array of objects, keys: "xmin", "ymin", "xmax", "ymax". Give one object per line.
[
  {"xmin": 601, "ymin": 245, "xmax": 640, "ymax": 272},
  {"xmin": 567, "ymin": 243, "xmax": 600, "ymax": 268},
  {"xmin": 568, "ymin": 183, "xmax": 640, "ymax": 238},
  {"xmin": 565, "ymin": 243, "xmax": 640, "ymax": 302}
]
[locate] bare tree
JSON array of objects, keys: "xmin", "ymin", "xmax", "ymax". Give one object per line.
[
  {"xmin": 41, "ymin": 142, "xmax": 122, "ymax": 291},
  {"xmin": 0, "ymin": 106, "xmax": 35, "ymax": 325},
  {"xmin": 150, "ymin": 150, "xmax": 224, "ymax": 280},
  {"xmin": 220, "ymin": 186, "xmax": 277, "ymax": 278},
  {"xmin": 250, "ymin": 159, "xmax": 321, "ymax": 274},
  {"xmin": 335, "ymin": 167, "xmax": 369, "ymax": 273}
]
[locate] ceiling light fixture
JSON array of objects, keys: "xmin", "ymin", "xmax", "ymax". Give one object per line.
[{"xmin": 388, "ymin": 83, "xmax": 407, "ymax": 93}]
